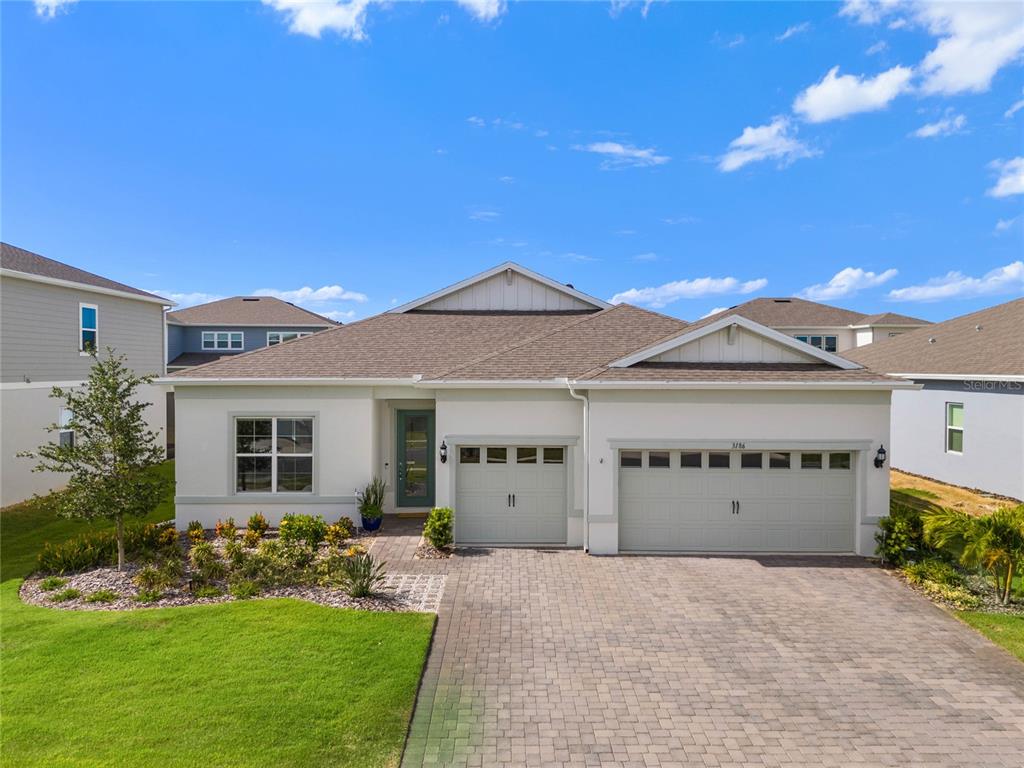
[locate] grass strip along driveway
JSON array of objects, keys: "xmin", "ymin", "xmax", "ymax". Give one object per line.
[{"xmin": 1, "ymin": 462, "xmax": 435, "ymax": 768}]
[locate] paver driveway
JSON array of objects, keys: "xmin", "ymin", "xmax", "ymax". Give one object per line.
[{"xmin": 374, "ymin": 527, "xmax": 1024, "ymax": 768}]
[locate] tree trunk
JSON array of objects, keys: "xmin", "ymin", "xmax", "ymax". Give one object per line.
[
  {"xmin": 1003, "ymin": 561, "xmax": 1014, "ymax": 606},
  {"xmin": 116, "ymin": 515, "xmax": 125, "ymax": 572}
]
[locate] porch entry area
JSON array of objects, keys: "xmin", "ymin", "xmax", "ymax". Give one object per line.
[{"xmin": 396, "ymin": 410, "xmax": 435, "ymax": 508}]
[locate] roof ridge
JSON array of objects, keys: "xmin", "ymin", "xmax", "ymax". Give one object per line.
[
  {"xmin": 167, "ymin": 295, "xmax": 340, "ymax": 326},
  {"xmin": 424, "ymin": 304, "xmax": 628, "ymax": 380}
]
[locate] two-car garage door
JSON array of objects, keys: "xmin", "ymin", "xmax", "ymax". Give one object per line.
[{"xmin": 619, "ymin": 449, "xmax": 856, "ymax": 553}]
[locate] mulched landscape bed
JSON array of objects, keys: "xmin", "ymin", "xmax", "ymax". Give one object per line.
[{"xmin": 884, "ymin": 565, "xmax": 1024, "ymax": 616}]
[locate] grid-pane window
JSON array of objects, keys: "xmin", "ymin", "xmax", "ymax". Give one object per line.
[
  {"xmin": 203, "ymin": 331, "xmax": 243, "ymax": 350},
  {"xmin": 946, "ymin": 403, "xmax": 964, "ymax": 454},
  {"xmin": 795, "ymin": 334, "xmax": 838, "ymax": 352},
  {"xmin": 58, "ymin": 407, "xmax": 75, "ymax": 448},
  {"xmin": 268, "ymin": 331, "xmax": 311, "ymax": 346},
  {"xmin": 80, "ymin": 304, "xmax": 98, "ymax": 352},
  {"xmin": 235, "ymin": 417, "xmax": 313, "ymax": 493}
]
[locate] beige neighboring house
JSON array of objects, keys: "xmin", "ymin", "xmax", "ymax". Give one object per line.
[
  {"xmin": 699, "ymin": 297, "xmax": 930, "ymax": 354},
  {"xmin": 165, "ymin": 262, "xmax": 912, "ymax": 556},
  {"xmin": 846, "ymin": 298, "xmax": 1024, "ymax": 501},
  {"xmin": 0, "ymin": 243, "xmax": 174, "ymax": 506}
]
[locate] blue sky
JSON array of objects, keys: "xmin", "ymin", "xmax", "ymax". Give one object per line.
[{"xmin": 3, "ymin": 0, "xmax": 1022, "ymax": 323}]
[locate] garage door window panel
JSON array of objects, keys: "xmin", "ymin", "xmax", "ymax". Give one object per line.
[
  {"xmin": 516, "ymin": 447, "xmax": 537, "ymax": 464},
  {"xmin": 648, "ymin": 451, "xmax": 670, "ymax": 468},
  {"xmin": 543, "ymin": 448, "xmax": 564, "ymax": 464},
  {"xmin": 680, "ymin": 451, "xmax": 702, "ymax": 469},
  {"xmin": 741, "ymin": 452, "xmax": 763, "ymax": 469},
  {"xmin": 708, "ymin": 452, "xmax": 730, "ymax": 469},
  {"xmin": 828, "ymin": 452, "xmax": 851, "ymax": 470},
  {"xmin": 769, "ymin": 452, "xmax": 791, "ymax": 469},
  {"xmin": 487, "ymin": 447, "xmax": 507, "ymax": 464},
  {"xmin": 460, "ymin": 447, "xmax": 480, "ymax": 464},
  {"xmin": 620, "ymin": 450, "xmax": 642, "ymax": 468},
  {"xmin": 801, "ymin": 452, "xmax": 823, "ymax": 469}
]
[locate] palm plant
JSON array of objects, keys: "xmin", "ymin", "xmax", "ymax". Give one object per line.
[
  {"xmin": 357, "ymin": 476, "xmax": 387, "ymax": 521},
  {"xmin": 923, "ymin": 506, "xmax": 1024, "ymax": 605}
]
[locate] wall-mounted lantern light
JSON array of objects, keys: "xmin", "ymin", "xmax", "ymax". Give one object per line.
[
  {"xmin": 874, "ymin": 444, "xmax": 887, "ymax": 469},
  {"xmin": 439, "ymin": 440, "xmax": 448, "ymax": 464}
]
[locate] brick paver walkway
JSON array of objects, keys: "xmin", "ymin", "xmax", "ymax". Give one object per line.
[{"xmin": 377, "ymin": 522, "xmax": 1024, "ymax": 767}]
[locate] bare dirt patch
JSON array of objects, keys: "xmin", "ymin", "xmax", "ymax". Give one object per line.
[{"xmin": 891, "ymin": 469, "xmax": 1018, "ymax": 516}]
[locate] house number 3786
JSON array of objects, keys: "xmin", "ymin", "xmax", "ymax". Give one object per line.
[{"xmin": 731, "ymin": 442, "xmax": 746, "ymax": 449}]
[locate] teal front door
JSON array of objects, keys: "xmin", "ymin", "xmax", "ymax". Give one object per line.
[{"xmin": 396, "ymin": 410, "xmax": 435, "ymax": 507}]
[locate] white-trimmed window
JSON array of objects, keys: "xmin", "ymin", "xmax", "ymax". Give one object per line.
[
  {"xmin": 58, "ymin": 407, "xmax": 75, "ymax": 449},
  {"xmin": 946, "ymin": 403, "xmax": 964, "ymax": 454},
  {"xmin": 235, "ymin": 417, "xmax": 314, "ymax": 493},
  {"xmin": 794, "ymin": 334, "xmax": 838, "ymax": 353},
  {"xmin": 267, "ymin": 331, "xmax": 312, "ymax": 346},
  {"xmin": 79, "ymin": 303, "xmax": 98, "ymax": 353},
  {"xmin": 202, "ymin": 331, "xmax": 244, "ymax": 351}
]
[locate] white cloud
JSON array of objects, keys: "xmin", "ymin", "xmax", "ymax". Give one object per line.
[
  {"xmin": 466, "ymin": 116, "xmax": 486, "ymax": 127},
  {"xmin": 718, "ymin": 116, "xmax": 818, "ymax": 172},
  {"xmin": 776, "ymin": 22, "xmax": 811, "ymax": 42},
  {"xmin": 700, "ymin": 306, "xmax": 730, "ymax": 319},
  {"xmin": 793, "ymin": 65, "xmax": 913, "ymax": 123},
  {"xmin": 865, "ymin": 40, "xmax": 888, "ymax": 55},
  {"xmin": 915, "ymin": 2, "xmax": 1024, "ymax": 96},
  {"xmin": 994, "ymin": 215, "xmax": 1020, "ymax": 233},
  {"xmin": 254, "ymin": 285, "xmax": 369, "ymax": 304},
  {"xmin": 498, "ymin": 175, "xmax": 515, "ymax": 184},
  {"xmin": 662, "ymin": 215, "xmax": 700, "ymax": 225},
  {"xmin": 560, "ymin": 252, "xmax": 600, "ymax": 262},
  {"xmin": 987, "ymin": 157, "xmax": 1024, "ymax": 198},
  {"xmin": 321, "ymin": 309, "xmax": 357, "ymax": 322},
  {"xmin": 469, "ymin": 209, "xmax": 501, "ymax": 221},
  {"xmin": 799, "ymin": 267, "xmax": 899, "ymax": 301},
  {"xmin": 632, "ymin": 252, "xmax": 659, "ymax": 262},
  {"xmin": 610, "ymin": 276, "xmax": 768, "ymax": 308},
  {"xmin": 839, "ymin": 0, "xmax": 902, "ymax": 26},
  {"xmin": 610, "ymin": 0, "xmax": 659, "ymax": 19},
  {"xmin": 572, "ymin": 141, "xmax": 670, "ymax": 170},
  {"xmin": 262, "ymin": 0, "xmax": 373, "ymax": 40},
  {"xmin": 1006, "ymin": 90, "xmax": 1024, "ymax": 118},
  {"xmin": 455, "ymin": 0, "xmax": 506, "ymax": 22},
  {"xmin": 145, "ymin": 290, "xmax": 225, "ymax": 309},
  {"xmin": 887, "ymin": 261, "xmax": 1024, "ymax": 301},
  {"xmin": 910, "ymin": 111, "xmax": 966, "ymax": 138},
  {"xmin": 33, "ymin": 0, "xmax": 77, "ymax": 18}
]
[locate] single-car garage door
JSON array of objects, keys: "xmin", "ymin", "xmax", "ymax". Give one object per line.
[
  {"xmin": 619, "ymin": 449, "xmax": 856, "ymax": 553},
  {"xmin": 456, "ymin": 445, "xmax": 567, "ymax": 545}
]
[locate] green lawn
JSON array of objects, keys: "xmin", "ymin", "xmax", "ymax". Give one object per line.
[
  {"xmin": 958, "ymin": 612, "xmax": 1024, "ymax": 662},
  {"xmin": 1, "ymin": 462, "xmax": 435, "ymax": 768}
]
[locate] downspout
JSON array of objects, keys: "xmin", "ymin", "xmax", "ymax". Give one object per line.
[{"xmin": 563, "ymin": 378, "xmax": 589, "ymax": 553}]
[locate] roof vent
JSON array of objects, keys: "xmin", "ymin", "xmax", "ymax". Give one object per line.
[
  {"xmin": 565, "ymin": 283, "xmax": 574, "ymax": 289},
  {"xmin": 242, "ymin": 297, "xmax": 260, "ymax": 302},
  {"xmin": 773, "ymin": 299, "xmax": 792, "ymax": 303},
  {"xmin": 975, "ymin": 324, "xmax": 983, "ymax": 331},
  {"xmin": 929, "ymin": 337, "xmax": 936, "ymax": 344}
]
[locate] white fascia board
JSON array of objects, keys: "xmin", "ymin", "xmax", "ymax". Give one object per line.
[
  {"xmin": 571, "ymin": 379, "xmax": 920, "ymax": 391},
  {"xmin": 888, "ymin": 373, "xmax": 1024, "ymax": 383},
  {"xmin": 609, "ymin": 314, "xmax": 862, "ymax": 370},
  {"xmin": 0, "ymin": 268, "xmax": 176, "ymax": 307},
  {"xmin": 156, "ymin": 377, "xmax": 422, "ymax": 387},
  {"xmin": 386, "ymin": 261, "xmax": 611, "ymax": 313},
  {"xmin": 165, "ymin": 322, "xmax": 332, "ymax": 328},
  {"xmin": 848, "ymin": 323, "xmax": 928, "ymax": 329}
]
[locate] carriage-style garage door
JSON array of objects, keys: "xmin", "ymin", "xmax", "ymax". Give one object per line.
[
  {"xmin": 619, "ymin": 449, "xmax": 856, "ymax": 553},
  {"xmin": 456, "ymin": 445, "xmax": 567, "ymax": 545}
]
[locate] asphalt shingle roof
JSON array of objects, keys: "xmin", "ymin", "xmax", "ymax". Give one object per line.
[
  {"xmin": 167, "ymin": 296, "xmax": 338, "ymax": 326},
  {"xmin": 1, "ymin": 242, "xmax": 168, "ymax": 302},
  {"xmin": 694, "ymin": 297, "xmax": 930, "ymax": 329},
  {"xmin": 843, "ymin": 298, "xmax": 1024, "ymax": 377}
]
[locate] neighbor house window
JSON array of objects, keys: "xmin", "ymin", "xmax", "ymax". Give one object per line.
[
  {"xmin": 58, "ymin": 407, "xmax": 75, "ymax": 449},
  {"xmin": 267, "ymin": 331, "xmax": 312, "ymax": 346},
  {"xmin": 946, "ymin": 403, "xmax": 964, "ymax": 454},
  {"xmin": 203, "ymin": 331, "xmax": 243, "ymax": 351},
  {"xmin": 79, "ymin": 303, "xmax": 98, "ymax": 353},
  {"xmin": 795, "ymin": 334, "xmax": 838, "ymax": 353},
  {"xmin": 235, "ymin": 417, "xmax": 313, "ymax": 493}
]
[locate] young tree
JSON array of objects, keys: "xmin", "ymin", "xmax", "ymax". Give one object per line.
[{"xmin": 19, "ymin": 349, "xmax": 171, "ymax": 571}]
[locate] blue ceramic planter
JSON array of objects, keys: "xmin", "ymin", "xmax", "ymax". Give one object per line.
[{"xmin": 361, "ymin": 514, "xmax": 382, "ymax": 532}]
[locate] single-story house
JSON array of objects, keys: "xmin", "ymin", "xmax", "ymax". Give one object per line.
[
  {"xmin": 846, "ymin": 298, "xmax": 1024, "ymax": 501},
  {"xmin": 165, "ymin": 262, "xmax": 911, "ymax": 556}
]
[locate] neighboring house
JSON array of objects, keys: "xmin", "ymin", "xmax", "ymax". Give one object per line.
[
  {"xmin": 846, "ymin": 298, "xmax": 1024, "ymax": 501},
  {"xmin": 700, "ymin": 297, "xmax": 930, "ymax": 353},
  {"xmin": 166, "ymin": 296, "xmax": 336, "ymax": 372},
  {"xmin": 0, "ymin": 242, "xmax": 173, "ymax": 506},
  {"xmin": 166, "ymin": 262, "xmax": 909, "ymax": 556}
]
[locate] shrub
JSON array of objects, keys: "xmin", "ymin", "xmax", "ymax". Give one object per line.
[
  {"xmin": 335, "ymin": 516, "xmax": 355, "ymax": 539},
  {"xmin": 325, "ymin": 523, "xmax": 349, "ymax": 548},
  {"xmin": 424, "ymin": 507, "xmax": 454, "ymax": 549},
  {"xmin": 134, "ymin": 589, "xmax": 162, "ymax": 603},
  {"xmin": 50, "ymin": 588, "xmax": 82, "ymax": 602},
  {"xmin": 344, "ymin": 543, "xmax": 367, "ymax": 557},
  {"xmin": 229, "ymin": 580, "xmax": 260, "ymax": 600},
  {"xmin": 214, "ymin": 517, "xmax": 238, "ymax": 541},
  {"xmin": 279, "ymin": 514, "xmax": 327, "ymax": 547},
  {"xmin": 39, "ymin": 576, "xmax": 68, "ymax": 592},
  {"xmin": 192, "ymin": 585, "xmax": 223, "ymax": 599},
  {"xmin": 224, "ymin": 540, "xmax": 248, "ymax": 568},
  {"xmin": 242, "ymin": 529, "xmax": 262, "ymax": 549},
  {"xmin": 875, "ymin": 502, "xmax": 929, "ymax": 565},
  {"xmin": 903, "ymin": 558, "xmax": 964, "ymax": 587},
  {"xmin": 915, "ymin": 580, "xmax": 982, "ymax": 610},
  {"xmin": 133, "ymin": 566, "xmax": 163, "ymax": 592},
  {"xmin": 187, "ymin": 520, "xmax": 205, "ymax": 545},
  {"xmin": 189, "ymin": 542, "xmax": 226, "ymax": 583},
  {"xmin": 85, "ymin": 589, "xmax": 118, "ymax": 603},
  {"xmin": 157, "ymin": 526, "xmax": 178, "ymax": 548},
  {"xmin": 36, "ymin": 522, "xmax": 175, "ymax": 574},
  {"xmin": 336, "ymin": 552, "xmax": 387, "ymax": 598},
  {"xmin": 246, "ymin": 513, "xmax": 269, "ymax": 536}
]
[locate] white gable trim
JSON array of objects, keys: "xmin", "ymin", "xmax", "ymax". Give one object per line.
[
  {"xmin": 386, "ymin": 261, "xmax": 611, "ymax": 313},
  {"xmin": 609, "ymin": 314, "xmax": 862, "ymax": 370}
]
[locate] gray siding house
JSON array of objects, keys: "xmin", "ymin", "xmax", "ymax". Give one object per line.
[
  {"xmin": 0, "ymin": 243, "xmax": 173, "ymax": 506},
  {"xmin": 846, "ymin": 298, "xmax": 1024, "ymax": 501},
  {"xmin": 166, "ymin": 297, "xmax": 336, "ymax": 371}
]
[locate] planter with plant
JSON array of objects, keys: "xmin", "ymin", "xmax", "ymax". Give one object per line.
[{"xmin": 357, "ymin": 477, "xmax": 387, "ymax": 532}]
